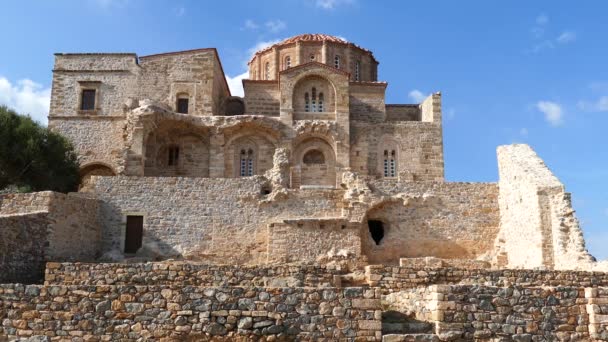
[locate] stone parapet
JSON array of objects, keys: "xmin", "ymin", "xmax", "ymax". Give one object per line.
[{"xmin": 0, "ymin": 284, "xmax": 382, "ymax": 341}]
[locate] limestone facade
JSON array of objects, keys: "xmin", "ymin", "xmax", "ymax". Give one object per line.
[{"xmin": 2, "ymin": 33, "xmax": 601, "ymax": 276}]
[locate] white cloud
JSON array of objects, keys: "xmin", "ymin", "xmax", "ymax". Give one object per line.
[
  {"xmin": 408, "ymin": 89, "xmax": 427, "ymax": 103},
  {"xmin": 536, "ymin": 100, "xmax": 563, "ymax": 126},
  {"xmin": 315, "ymin": 0, "xmax": 355, "ymax": 10},
  {"xmin": 557, "ymin": 31, "xmax": 576, "ymax": 44},
  {"xmin": 0, "ymin": 76, "xmax": 51, "ymax": 125},
  {"xmin": 265, "ymin": 20, "xmax": 286, "ymax": 33},
  {"xmin": 536, "ymin": 13, "xmax": 549, "ymax": 25},
  {"xmin": 243, "ymin": 19, "xmax": 259, "ymax": 30},
  {"xmin": 520, "ymin": 127, "xmax": 529, "ymax": 136},
  {"xmin": 247, "ymin": 39, "xmax": 282, "ymax": 60},
  {"xmin": 578, "ymin": 96, "xmax": 608, "ymax": 112},
  {"xmin": 445, "ymin": 108, "xmax": 456, "ymax": 121},
  {"xmin": 226, "ymin": 71, "xmax": 248, "ymax": 97}
]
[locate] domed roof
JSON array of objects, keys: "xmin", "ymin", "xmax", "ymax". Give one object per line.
[{"xmin": 250, "ymin": 33, "xmax": 375, "ymax": 63}]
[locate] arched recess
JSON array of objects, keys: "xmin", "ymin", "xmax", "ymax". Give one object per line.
[
  {"xmin": 143, "ymin": 121, "xmax": 209, "ymax": 177},
  {"xmin": 224, "ymin": 133, "xmax": 277, "ymax": 178},
  {"xmin": 292, "ymin": 75, "xmax": 336, "ymax": 116},
  {"xmin": 79, "ymin": 162, "xmax": 116, "ymax": 188},
  {"xmin": 293, "ymin": 136, "xmax": 336, "ymax": 188}
]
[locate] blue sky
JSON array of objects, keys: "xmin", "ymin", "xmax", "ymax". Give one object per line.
[{"xmin": 1, "ymin": 1, "xmax": 607, "ymax": 259}]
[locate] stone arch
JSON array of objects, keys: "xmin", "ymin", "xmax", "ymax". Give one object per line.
[
  {"xmin": 293, "ymin": 136, "xmax": 336, "ymax": 188},
  {"xmin": 292, "ymin": 75, "xmax": 336, "ymax": 114},
  {"xmin": 143, "ymin": 121, "xmax": 209, "ymax": 177},
  {"xmin": 79, "ymin": 162, "xmax": 116, "ymax": 188}
]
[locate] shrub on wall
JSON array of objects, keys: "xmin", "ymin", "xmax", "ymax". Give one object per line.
[{"xmin": 0, "ymin": 106, "xmax": 79, "ymax": 193}]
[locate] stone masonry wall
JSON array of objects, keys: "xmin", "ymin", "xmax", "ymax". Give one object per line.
[
  {"xmin": 90, "ymin": 176, "xmax": 344, "ymax": 265},
  {"xmin": 0, "ymin": 192, "xmax": 101, "ymax": 283},
  {"xmin": 496, "ymin": 144, "xmax": 593, "ymax": 270},
  {"xmin": 44, "ymin": 262, "xmax": 344, "ymax": 288},
  {"xmin": 366, "ymin": 264, "xmax": 608, "ymax": 294},
  {"xmin": 0, "ymin": 284, "xmax": 382, "ymax": 341}
]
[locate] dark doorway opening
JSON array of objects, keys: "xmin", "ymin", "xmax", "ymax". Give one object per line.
[
  {"xmin": 125, "ymin": 216, "xmax": 143, "ymax": 254},
  {"xmin": 368, "ymin": 220, "xmax": 385, "ymax": 245}
]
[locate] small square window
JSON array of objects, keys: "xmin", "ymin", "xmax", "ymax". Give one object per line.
[
  {"xmin": 81, "ymin": 89, "xmax": 96, "ymax": 110},
  {"xmin": 177, "ymin": 98, "xmax": 189, "ymax": 114}
]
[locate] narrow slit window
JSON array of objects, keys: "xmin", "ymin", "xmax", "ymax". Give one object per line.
[
  {"xmin": 334, "ymin": 55, "xmax": 340, "ymax": 69},
  {"xmin": 318, "ymin": 92, "xmax": 324, "ymax": 112},
  {"xmin": 168, "ymin": 146, "xmax": 180, "ymax": 166},
  {"xmin": 285, "ymin": 56, "xmax": 291, "ymax": 69},
  {"xmin": 305, "ymin": 92, "xmax": 310, "ymax": 112},
  {"xmin": 311, "ymin": 87, "xmax": 317, "ymax": 112},
  {"xmin": 81, "ymin": 89, "xmax": 96, "ymax": 110},
  {"xmin": 265, "ymin": 62, "xmax": 270, "ymax": 80},
  {"xmin": 383, "ymin": 149, "xmax": 397, "ymax": 177},
  {"xmin": 355, "ymin": 61, "xmax": 361, "ymax": 81}
]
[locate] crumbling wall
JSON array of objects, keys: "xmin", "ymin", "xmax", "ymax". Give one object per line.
[
  {"xmin": 0, "ymin": 192, "xmax": 101, "ymax": 283},
  {"xmin": 496, "ymin": 144, "xmax": 593, "ymax": 270}
]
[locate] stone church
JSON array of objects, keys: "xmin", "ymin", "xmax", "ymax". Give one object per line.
[{"xmin": 2, "ymin": 33, "xmax": 608, "ymax": 341}]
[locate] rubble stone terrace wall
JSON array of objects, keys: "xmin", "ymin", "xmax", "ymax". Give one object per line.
[
  {"xmin": 44, "ymin": 262, "xmax": 344, "ymax": 288},
  {"xmin": 496, "ymin": 144, "xmax": 593, "ymax": 270},
  {"xmin": 366, "ymin": 265, "xmax": 608, "ymax": 294},
  {"xmin": 0, "ymin": 192, "xmax": 101, "ymax": 283},
  {"xmin": 0, "ymin": 284, "xmax": 382, "ymax": 341}
]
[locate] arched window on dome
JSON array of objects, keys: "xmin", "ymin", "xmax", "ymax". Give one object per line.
[
  {"xmin": 305, "ymin": 92, "xmax": 310, "ymax": 112},
  {"xmin": 265, "ymin": 62, "xmax": 270, "ymax": 80},
  {"xmin": 383, "ymin": 149, "xmax": 397, "ymax": 178},
  {"xmin": 285, "ymin": 56, "xmax": 291, "ymax": 69},
  {"xmin": 318, "ymin": 92, "xmax": 324, "ymax": 112},
  {"xmin": 311, "ymin": 87, "xmax": 317, "ymax": 112},
  {"xmin": 240, "ymin": 148, "xmax": 255, "ymax": 177},
  {"xmin": 334, "ymin": 55, "xmax": 341, "ymax": 69},
  {"xmin": 355, "ymin": 61, "xmax": 361, "ymax": 81}
]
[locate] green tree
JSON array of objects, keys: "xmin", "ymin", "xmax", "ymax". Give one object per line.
[{"xmin": 0, "ymin": 105, "xmax": 79, "ymax": 193}]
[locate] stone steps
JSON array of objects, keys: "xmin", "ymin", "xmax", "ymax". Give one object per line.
[{"xmin": 382, "ymin": 333, "xmax": 440, "ymax": 342}]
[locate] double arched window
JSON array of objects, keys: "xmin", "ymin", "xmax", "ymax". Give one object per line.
[
  {"xmin": 304, "ymin": 87, "xmax": 325, "ymax": 112},
  {"xmin": 240, "ymin": 148, "xmax": 254, "ymax": 177},
  {"xmin": 383, "ymin": 149, "xmax": 397, "ymax": 178}
]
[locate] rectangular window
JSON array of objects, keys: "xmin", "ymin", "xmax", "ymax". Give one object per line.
[
  {"xmin": 124, "ymin": 215, "xmax": 143, "ymax": 254},
  {"xmin": 177, "ymin": 98, "xmax": 189, "ymax": 114},
  {"xmin": 81, "ymin": 89, "xmax": 96, "ymax": 110}
]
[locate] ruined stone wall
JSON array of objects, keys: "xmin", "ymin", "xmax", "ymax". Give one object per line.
[
  {"xmin": 90, "ymin": 176, "xmax": 344, "ymax": 264},
  {"xmin": 44, "ymin": 262, "xmax": 344, "ymax": 287},
  {"xmin": 366, "ymin": 264, "xmax": 608, "ymax": 293},
  {"xmin": 0, "ymin": 284, "xmax": 382, "ymax": 341},
  {"xmin": 496, "ymin": 144, "xmax": 593, "ymax": 270},
  {"xmin": 0, "ymin": 213, "xmax": 48, "ymax": 283},
  {"xmin": 362, "ymin": 181, "xmax": 499, "ymax": 263},
  {"xmin": 267, "ymin": 220, "xmax": 361, "ymax": 264},
  {"xmin": 350, "ymin": 122, "xmax": 444, "ymax": 180},
  {"xmin": 385, "ymin": 104, "xmax": 420, "ymax": 121},
  {"xmin": 0, "ymin": 192, "xmax": 101, "ymax": 283}
]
